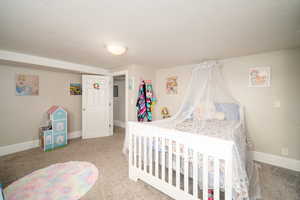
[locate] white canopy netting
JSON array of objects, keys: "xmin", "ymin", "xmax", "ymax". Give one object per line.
[{"xmin": 123, "ymin": 61, "xmax": 261, "ymax": 200}]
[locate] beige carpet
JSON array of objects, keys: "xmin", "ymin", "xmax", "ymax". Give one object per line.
[
  {"xmin": 0, "ymin": 127, "xmax": 171, "ymax": 200},
  {"xmin": 0, "ymin": 127, "xmax": 299, "ymax": 200}
]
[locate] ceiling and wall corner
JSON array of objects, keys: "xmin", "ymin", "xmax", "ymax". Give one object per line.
[
  {"xmin": 0, "ymin": 0, "xmax": 299, "ymax": 69},
  {"xmin": 0, "ymin": 50, "xmax": 110, "ymax": 75}
]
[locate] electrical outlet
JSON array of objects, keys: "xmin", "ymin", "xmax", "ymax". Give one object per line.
[{"xmin": 281, "ymin": 147, "xmax": 288, "ymax": 156}]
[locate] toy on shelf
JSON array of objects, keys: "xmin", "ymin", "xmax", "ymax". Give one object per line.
[{"xmin": 40, "ymin": 106, "xmax": 68, "ymax": 152}]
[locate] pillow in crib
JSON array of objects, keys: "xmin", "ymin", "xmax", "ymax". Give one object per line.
[
  {"xmin": 194, "ymin": 105, "xmax": 205, "ymax": 120},
  {"xmin": 214, "ymin": 112, "xmax": 225, "ymax": 120},
  {"xmin": 214, "ymin": 103, "xmax": 240, "ymax": 120},
  {"xmin": 194, "ymin": 103, "xmax": 222, "ymax": 120}
]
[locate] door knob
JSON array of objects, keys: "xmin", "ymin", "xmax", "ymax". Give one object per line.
[{"xmin": 83, "ymin": 108, "xmax": 86, "ymax": 111}]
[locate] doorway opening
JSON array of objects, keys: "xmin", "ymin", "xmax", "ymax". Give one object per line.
[
  {"xmin": 112, "ymin": 70, "xmax": 128, "ymax": 136},
  {"xmin": 113, "ymin": 75, "xmax": 125, "ymax": 128}
]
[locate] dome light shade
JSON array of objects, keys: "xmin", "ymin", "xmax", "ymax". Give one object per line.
[{"xmin": 106, "ymin": 44, "xmax": 127, "ymax": 55}]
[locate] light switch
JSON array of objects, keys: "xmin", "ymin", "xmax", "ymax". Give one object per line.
[{"xmin": 273, "ymin": 100, "xmax": 281, "ymax": 108}]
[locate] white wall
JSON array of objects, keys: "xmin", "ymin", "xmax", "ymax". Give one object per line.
[
  {"xmin": 154, "ymin": 65, "xmax": 193, "ymax": 119},
  {"xmin": 113, "ymin": 78, "xmax": 125, "ymax": 123},
  {"xmin": 155, "ymin": 48, "xmax": 300, "ymax": 160},
  {"xmin": 0, "ymin": 64, "xmax": 82, "ymax": 147}
]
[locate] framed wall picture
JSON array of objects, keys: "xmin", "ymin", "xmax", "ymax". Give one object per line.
[
  {"xmin": 249, "ymin": 67, "xmax": 271, "ymax": 87},
  {"xmin": 70, "ymin": 83, "xmax": 82, "ymax": 95},
  {"xmin": 16, "ymin": 74, "xmax": 39, "ymax": 96},
  {"xmin": 166, "ymin": 76, "xmax": 178, "ymax": 94}
]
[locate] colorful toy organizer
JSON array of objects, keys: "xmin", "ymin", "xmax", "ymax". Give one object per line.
[{"xmin": 40, "ymin": 106, "xmax": 68, "ymax": 151}]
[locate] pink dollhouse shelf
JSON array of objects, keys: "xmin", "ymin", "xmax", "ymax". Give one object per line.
[{"xmin": 47, "ymin": 105, "xmax": 60, "ymax": 114}]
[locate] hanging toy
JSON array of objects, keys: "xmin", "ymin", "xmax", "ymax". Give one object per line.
[
  {"xmin": 136, "ymin": 79, "xmax": 157, "ymax": 122},
  {"xmin": 146, "ymin": 82, "xmax": 157, "ymax": 112},
  {"xmin": 145, "ymin": 81, "xmax": 155, "ymax": 121},
  {"xmin": 136, "ymin": 80, "xmax": 147, "ymax": 122}
]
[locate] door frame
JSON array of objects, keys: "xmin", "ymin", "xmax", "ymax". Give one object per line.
[{"xmin": 112, "ymin": 70, "xmax": 129, "ymax": 133}]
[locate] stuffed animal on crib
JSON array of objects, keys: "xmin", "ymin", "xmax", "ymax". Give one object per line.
[{"xmin": 161, "ymin": 107, "xmax": 171, "ymax": 119}]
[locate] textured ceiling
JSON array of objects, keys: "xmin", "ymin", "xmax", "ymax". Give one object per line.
[{"xmin": 0, "ymin": 0, "xmax": 300, "ymax": 69}]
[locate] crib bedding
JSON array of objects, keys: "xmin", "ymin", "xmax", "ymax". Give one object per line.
[{"xmin": 135, "ymin": 119, "xmax": 249, "ymax": 199}]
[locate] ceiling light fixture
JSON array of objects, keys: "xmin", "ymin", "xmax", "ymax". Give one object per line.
[{"xmin": 106, "ymin": 44, "xmax": 127, "ymax": 55}]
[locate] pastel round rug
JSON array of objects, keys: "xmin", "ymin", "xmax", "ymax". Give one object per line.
[{"xmin": 4, "ymin": 161, "xmax": 99, "ymax": 200}]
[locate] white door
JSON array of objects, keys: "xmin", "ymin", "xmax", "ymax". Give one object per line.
[{"xmin": 82, "ymin": 75, "xmax": 113, "ymax": 139}]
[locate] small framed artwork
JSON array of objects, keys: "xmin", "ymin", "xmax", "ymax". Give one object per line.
[
  {"xmin": 249, "ymin": 67, "xmax": 271, "ymax": 87},
  {"xmin": 166, "ymin": 76, "xmax": 178, "ymax": 95},
  {"xmin": 16, "ymin": 74, "xmax": 39, "ymax": 96},
  {"xmin": 70, "ymin": 83, "xmax": 82, "ymax": 95}
]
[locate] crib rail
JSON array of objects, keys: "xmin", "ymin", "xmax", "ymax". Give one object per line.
[{"xmin": 128, "ymin": 121, "xmax": 234, "ymax": 200}]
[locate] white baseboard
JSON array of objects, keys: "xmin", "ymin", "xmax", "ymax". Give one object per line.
[
  {"xmin": 114, "ymin": 120, "xmax": 126, "ymax": 128},
  {"xmin": 0, "ymin": 131, "xmax": 82, "ymax": 157},
  {"xmin": 251, "ymin": 151, "xmax": 300, "ymax": 172},
  {"xmin": 68, "ymin": 130, "xmax": 82, "ymax": 139},
  {"xmin": 0, "ymin": 140, "xmax": 39, "ymax": 157}
]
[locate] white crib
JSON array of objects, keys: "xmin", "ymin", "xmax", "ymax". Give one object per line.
[{"xmin": 128, "ymin": 121, "xmax": 235, "ymax": 200}]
